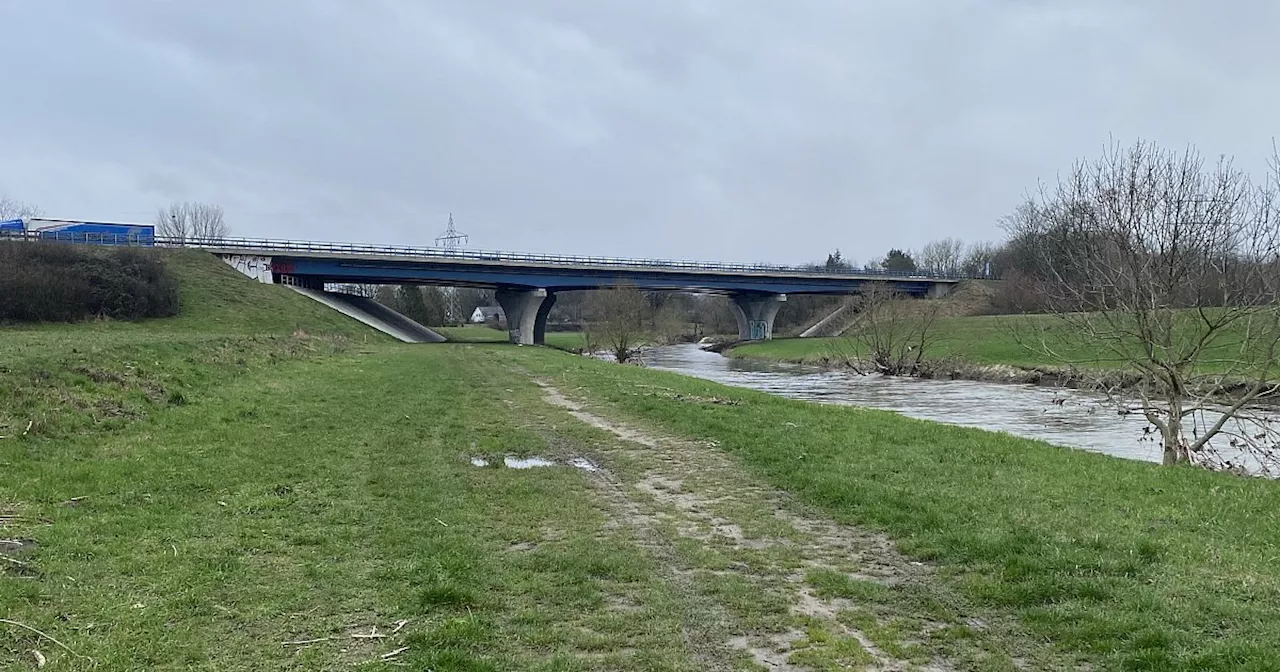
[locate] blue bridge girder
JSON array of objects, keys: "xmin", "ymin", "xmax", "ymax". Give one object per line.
[
  {"xmin": 193, "ymin": 239, "xmax": 962, "ymax": 296},
  {"xmin": 193, "ymin": 237, "xmax": 965, "ymax": 344},
  {"xmin": 263, "ymin": 254, "xmax": 951, "ymax": 296}
]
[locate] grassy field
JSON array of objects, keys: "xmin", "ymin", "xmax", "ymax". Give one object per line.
[{"xmin": 5, "ymin": 252, "xmax": 1280, "ymax": 670}]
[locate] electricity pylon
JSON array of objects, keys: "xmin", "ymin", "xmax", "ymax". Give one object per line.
[{"xmin": 435, "ymin": 213, "xmax": 468, "ymax": 325}]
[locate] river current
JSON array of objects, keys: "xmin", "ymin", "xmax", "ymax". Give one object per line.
[{"xmin": 639, "ymin": 344, "xmax": 1273, "ymax": 468}]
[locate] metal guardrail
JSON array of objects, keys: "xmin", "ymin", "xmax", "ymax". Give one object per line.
[{"xmin": 0, "ymin": 230, "xmax": 972, "ymax": 280}]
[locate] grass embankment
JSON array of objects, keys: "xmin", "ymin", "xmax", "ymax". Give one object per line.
[
  {"xmin": 0, "ymin": 250, "xmax": 379, "ymax": 440},
  {"xmin": 5, "ymin": 256, "xmax": 1280, "ymax": 670}
]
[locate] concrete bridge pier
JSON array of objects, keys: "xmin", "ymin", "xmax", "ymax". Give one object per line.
[
  {"xmin": 533, "ymin": 292, "xmax": 557, "ymax": 345},
  {"xmin": 496, "ymin": 288, "xmax": 555, "ymax": 345},
  {"xmin": 730, "ymin": 293, "xmax": 786, "ymax": 341}
]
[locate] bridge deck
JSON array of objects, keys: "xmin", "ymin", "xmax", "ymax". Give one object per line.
[
  {"xmin": 4, "ymin": 231, "xmax": 967, "ymax": 293},
  {"xmin": 191, "ymin": 236, "xmax": 964, "ymax": 283}
]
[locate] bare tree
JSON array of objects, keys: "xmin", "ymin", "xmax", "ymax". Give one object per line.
[
  {"xmin": 0, "ymin": 197, "xmax": 41, "ymax": 220},
  {"xmin": 833, "ymin": 282, "xmax": 945, "ymax": 376},
  {"xmin": 960, "ymin": 241, "xmax": 999, "ymax": 277},
  {"xmin": 589, "ymin": 281, "xmax": 648, "ymax": 364},
  {"xmin": 579, "ymin": 320, "xmax": 605, "ymax": 356},
  {"xmin": 918, "ymin": 238, "xmax": 965, "ymax": 276},
  {"xmin": 651, "ymin": 301, "xmax": 690, "ymax": 344},
  {"xmin": 156, "ymin": 201, "xmax": 229, "ymax": 243},
  {"xmin": 1005, "ymin": 140, "xmax": 1280, "ymax": 470}
]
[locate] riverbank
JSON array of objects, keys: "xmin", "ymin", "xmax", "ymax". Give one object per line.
[
  {"xmin": 730, "ymin": 312, "xmax": 1279, "ymax": 402},
  {"xmin": 5, "ymin": 255, "xmax": 1280, "ymax": 669},
  {"xmin": 722, "ymin": 326, "xmax": 1129, "ymax": 391},
  {"xmin": 733, "ymin": 315, "xmax": 1064, "ymax": 368}
]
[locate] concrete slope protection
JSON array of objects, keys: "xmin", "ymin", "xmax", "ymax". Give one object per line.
[
  {"xmin": 798, "ymin": 300, "xmax": 855, "ymax": 338},
  {"xmin": 288, "ymin": 287, "xmax": 446, "ymax": 343}
]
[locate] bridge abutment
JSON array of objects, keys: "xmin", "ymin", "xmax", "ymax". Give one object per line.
[
  {"xmin": 276, "ymin": 274, "xmax": 324, "ymax": 290},
  {"xmin": 730, "ymin": 293, "xmax": 786, "ymax": 341},
  {"xmin": 927, "ymin": 282, "xmax": 953, "ymax": 299},
  {"xmin": 496, "ymin": 288, "xmax": 555, "ymax": 345}
]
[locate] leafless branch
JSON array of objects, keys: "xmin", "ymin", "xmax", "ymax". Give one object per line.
[
  {"xmin": 589, "ymin": 281, "xmax": 647, "ymax": 363},
  {"xmin": 0, "ymin": 197, "xmax": 42, "ymax": 220},
  {"xmin": 1002, "ymin": 140, "xmax": 1280, "ymax": 468},
  {"xmin": 833, "ymin": 282, "xmax": 945, "ymax": 376},
  {"xmin": 156, "ymin": 201, "xmax": 229, "ymax": 242}
]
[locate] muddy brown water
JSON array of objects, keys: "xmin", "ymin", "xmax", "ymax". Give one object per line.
[{"xmin": 639, "ymin": 344, "xmax": 1275, "ymax": 469}]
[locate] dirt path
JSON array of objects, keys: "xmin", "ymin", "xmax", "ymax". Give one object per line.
[{"xmin": 536, "ymin": 381, "xmax": 1052, "ymax": 671}]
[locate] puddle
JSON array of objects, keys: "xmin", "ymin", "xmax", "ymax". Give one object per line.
[
  {"xmin": 569, "ymin": 457, "xmax": 600, "ymax": 472},
  {"xmin": 504, "ymin": 456, "xmax": 557, "ymax": 469},
  {"xmin": 468, "ymin": 456, "xmax": 600, "ymax": 472}
]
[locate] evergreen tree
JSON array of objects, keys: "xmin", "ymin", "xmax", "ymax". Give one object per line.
[{"xmin": 882, "ymin": 248, "xmax": 917, "ymax": 272}]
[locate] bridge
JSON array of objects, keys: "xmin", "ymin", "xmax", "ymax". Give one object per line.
[
  {"xmin": 2, "ymin": 227, "xmax": 965, "ymax": 343},
  {"xmin": 196, "ymin": 237, "xmax": 962, "ymax": 344}
]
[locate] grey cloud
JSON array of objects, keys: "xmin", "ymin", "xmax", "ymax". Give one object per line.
[{"xmin": 1, "ymin": 1, "xmax": 1276, "ymax": 263}]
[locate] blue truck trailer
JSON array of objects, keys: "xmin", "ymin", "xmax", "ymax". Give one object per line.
[{"xmin": 2, "ymin": 218, "xmax": 157, "ymax": 246}]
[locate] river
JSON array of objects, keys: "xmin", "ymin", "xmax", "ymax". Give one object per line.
[{"xmin": 638, "ymin": 344, "xmax": 1274, "ymax": 469}]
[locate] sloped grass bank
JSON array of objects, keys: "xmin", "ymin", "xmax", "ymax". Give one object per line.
[{"xmin": 0, "ymin": 250, "xmax": 383, "ymax": 440}]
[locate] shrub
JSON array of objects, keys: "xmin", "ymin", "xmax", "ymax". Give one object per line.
[{"xmin": 0, "ymin": 242, "xmax": 180, "ymax": 322}]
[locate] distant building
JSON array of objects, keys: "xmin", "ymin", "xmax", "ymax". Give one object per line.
[{"xmin": 470, "ymin": 306, "xmax": 506, "ymax": 328}]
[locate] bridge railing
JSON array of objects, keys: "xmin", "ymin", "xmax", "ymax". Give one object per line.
[{"xmin": 0, "ymin": 229, "xmax": 975, "ymax": 280}]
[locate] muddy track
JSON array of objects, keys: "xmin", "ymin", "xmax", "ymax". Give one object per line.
[{"xmin": 538, "ymin": 381, "xmax": 978, "ymax": 671}]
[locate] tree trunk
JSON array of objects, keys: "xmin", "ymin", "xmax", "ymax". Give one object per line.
[
  {"xmin": 1160, "ymin": 398, "xmax": 1187, "ymax": 465},
  {"xmin": 1161, "ymin": 425, "xmax": 1180, "ymax": 466},
  {"xmin": 1160, "ymin": 415, "xmax": 1182, "ymax": 466}
]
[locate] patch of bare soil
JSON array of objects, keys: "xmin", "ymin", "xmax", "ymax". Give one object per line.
[{"xmin": 536, "ymin": 381, "xmax": 1005, "ymax": 671}]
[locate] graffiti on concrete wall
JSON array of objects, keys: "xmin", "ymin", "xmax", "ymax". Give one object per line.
[{"xmin": 221, "ymin": 255, "xmax": 274, "ymax": 283}]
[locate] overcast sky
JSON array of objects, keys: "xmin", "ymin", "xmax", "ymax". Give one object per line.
[{"xmin": 1, "ymin": 1, "xmax": 1277, "ymax": 264}]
